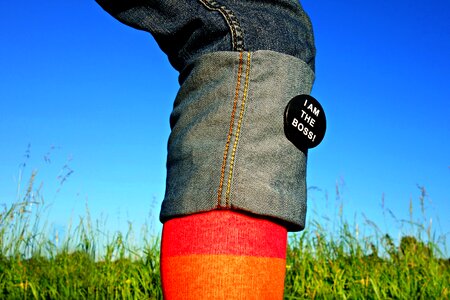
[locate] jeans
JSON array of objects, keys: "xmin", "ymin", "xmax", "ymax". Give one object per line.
[{"xmin": 96, "ymin": 0, "xmax": 315, "ymax": 231}]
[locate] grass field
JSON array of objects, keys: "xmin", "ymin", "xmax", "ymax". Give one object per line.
[{"xmin": 1, "ymin": 170, "xmax": 449, "ymax": 299}]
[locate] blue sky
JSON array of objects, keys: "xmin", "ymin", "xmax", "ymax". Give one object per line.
[{"xmin": 1, "ymin": 1, "xmax": 449, "ymax": 246}]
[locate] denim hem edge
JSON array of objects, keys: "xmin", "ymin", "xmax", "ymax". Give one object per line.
[{"xmin": 161, "ymin": 50, "xmax": 314, "ymax": 232}]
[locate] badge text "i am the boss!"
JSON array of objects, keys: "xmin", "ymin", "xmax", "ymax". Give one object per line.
[{"xmin": 284, "ymin": 94, "xmax": 326, "ymax": 152}]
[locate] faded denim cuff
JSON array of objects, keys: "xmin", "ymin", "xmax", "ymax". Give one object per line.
[{"xmin": 161, "ymin": 50, "xmax": 314, "ymax": 232}]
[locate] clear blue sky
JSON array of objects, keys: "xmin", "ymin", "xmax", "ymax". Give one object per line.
[{"xmin": 1, "ymin": 1, "xmax": 449, "ymax": 246}]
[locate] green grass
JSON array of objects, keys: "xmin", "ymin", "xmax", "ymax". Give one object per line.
[
  {"xmin": 1, "ymin": 170, "xmax": 449, "ymax": 299},
  {"xmin": 285, "ymin": 224, "xmax": 449, "ymax": 299}
]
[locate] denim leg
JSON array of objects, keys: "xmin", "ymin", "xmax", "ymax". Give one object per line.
[
  {"xmin": 198, "ymin": 0, "xmax": 315, "ymax": 71},
  {"xmin": 95, "ymin": 0, "xmax": 315, "ymax": 76},
  {"xmin": 162, "ymin": 50, "xmax": 313, "ymax": 231},
  {"xmin": 95, "ymin": 0, "xmax": 315, "ymax": 231}
]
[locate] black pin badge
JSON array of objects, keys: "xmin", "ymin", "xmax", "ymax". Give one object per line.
[{"xmin": 284, "ymin": 94, "xmax": 327, "ymax": 152}]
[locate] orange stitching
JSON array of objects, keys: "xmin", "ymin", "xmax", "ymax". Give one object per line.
[
  {"xmin": 217, "ymin": 51, "xmax": 244, "ymax": 207},
  {"xmin": 225, "ymin": 52, "xmax": 251, "ymax": 207}
]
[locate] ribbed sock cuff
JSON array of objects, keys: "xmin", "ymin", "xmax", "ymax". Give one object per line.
[{"xmin": 160, "ymin": 210, "xmax": 288, "ymax": 299}]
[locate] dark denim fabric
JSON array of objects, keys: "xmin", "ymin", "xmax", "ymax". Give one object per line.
[
  {"xmin": 95, "ymin": 0, "xmax": 315, "ymax": 82},
  {"xmin": 95, "ymin": 0, "xmax": 316, "ymax": 231}
]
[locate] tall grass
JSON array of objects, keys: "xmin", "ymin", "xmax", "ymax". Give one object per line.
[
  {"xmin": 1, "ymin": 163, "xmax": 449, "ymax": 299},
  {"xmin": 284, "ymin": 183, "xmax": 449, "ymax": 299},
  {"xmin": 285, "ymin": 218, "xmax": 449, "ymax": 299}
]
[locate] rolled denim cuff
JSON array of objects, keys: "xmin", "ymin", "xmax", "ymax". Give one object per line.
[{"xmin": 161, "ymin": 50, "xmax": 314, "ymax": 232}]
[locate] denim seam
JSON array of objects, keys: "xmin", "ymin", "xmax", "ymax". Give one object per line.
[
  {"xmin": 217, "ymin": 52, "xmax": 244, "ymax": 207},
  {"xmin": 197, "ymin": 0, "xmax": 244, "ymax": 51},
  {"xmin": 225, "ymin": 52, "xmax": 251, "ymax": 207},
  {"xmin": 160, "ymin": 50, "xmax": 313, "ymax": 231}
]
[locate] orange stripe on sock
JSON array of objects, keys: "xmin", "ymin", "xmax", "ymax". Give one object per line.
[
  {"xmin": 161, "ymin": 255, "xmax": 286, "ymax": 300},
  {"xmin": 161, "ymin": 210, "xmax": 287, "ymax": 258}
]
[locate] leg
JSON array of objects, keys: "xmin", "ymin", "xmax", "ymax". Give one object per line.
[
  {"xmin": 161, "ymin": 210, "xmax": 287, "ymax": 299},
  {"xmin": 95, "ymin": 1, "xmax": 315, "ymax": 298}
]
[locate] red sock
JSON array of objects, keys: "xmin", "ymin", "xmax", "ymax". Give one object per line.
[{"xmin": 160, "ymin": 210, "xmax": 287, "ymax": 299}]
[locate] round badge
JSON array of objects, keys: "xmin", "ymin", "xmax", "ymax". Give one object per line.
[{"xmin": 284, "ymin": 94, "xmax": 327, "ymax": 151}]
